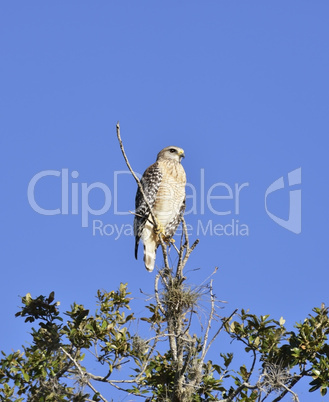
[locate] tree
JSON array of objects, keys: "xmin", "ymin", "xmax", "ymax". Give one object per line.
[
  {"xmin": 1, "ymin": 125, "xmax": 329, "ymax": 401},
  {"xmin": 1, "ymin": 286, "xmax": 329, "ymax": 401}
]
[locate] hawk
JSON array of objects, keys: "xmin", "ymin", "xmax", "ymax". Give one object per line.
[{"xmin": 134, "ymin": 146, "xmax": 186, "ymax": 272}]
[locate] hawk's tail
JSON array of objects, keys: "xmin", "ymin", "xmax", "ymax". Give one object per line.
[
  {"xmin": 143, "ymin": 240, "xmax": 157, "ymax": 272},
  {"xmin": 135, "ymin": 237, "xmax": 140, "ymax": 260}
]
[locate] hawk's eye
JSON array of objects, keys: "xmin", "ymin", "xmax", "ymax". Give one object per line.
[{"xmin": 169, "ymin": 148, "xmax": 176, "ymax": 153}]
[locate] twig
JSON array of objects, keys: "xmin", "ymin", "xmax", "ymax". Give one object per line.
[
  {"xmin": 205, "ymin": 308, "xmax": 238, "ymax": 357},
  {"xmin": 218, "ymin": 381, "xmax": 260, "ymax": 402},
  {"xmin": 176, "ymin": 218, "xmax": 189, "ymax": 277},
  {"xmin": 159, "ymin": 237, "xmax": 170, "ymax": 270},
  {"xmin": 60, "ymin": 347, "xmax": 108, "ymax": 402},
  {"xmin": 116, "ymin": 123, "xmax": 157, "ymax": 229},
  {"xmin": 278, "ymin": 382, "xmax": 299, "ymax": 402},
  {"xmin": 129, "ymin": 210, "xmax": 154, "ymax": 226},
  {"xmin": 247, "ymin": 347, "xmax": 257, "ymax": 384},
  {"xmin": 154, "ymin": 273, "xmax": 166, "ymax": 315},
  {"xmin": 200, "ymin": 279, "xmax": 216, "ymax": 363},
  {"xmin": 171, "ymin": 240, "xmax": 180, "ymax": 254},
  {"xmin": 176, "ymin": 218, "xmax": 199, "ymax": 278},
  {"xmin": 271, "ymin": 374, "xmax": 304, "ymax": 402}
]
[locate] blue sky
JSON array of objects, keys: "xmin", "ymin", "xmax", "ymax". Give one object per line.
[{"xmin": 1, "ymin": 2, "xmax": 329, "ymax": 400}]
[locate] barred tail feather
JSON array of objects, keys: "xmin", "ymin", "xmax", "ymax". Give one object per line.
[{"xmin": 135, "ymin": 237, "xmax": 140, "ymax": 260}]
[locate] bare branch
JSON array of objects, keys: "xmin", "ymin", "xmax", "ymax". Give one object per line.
[
  {"xmin": 278, "ymin": 382, "xmax": 300, "ymax": 402},
  {"xmin": 116, "ymin": 122, "xmax": 157, "ymax": 228},
  {"xmin": 204, "ymin": 306, "xmax": 238, "ymax": 357},
  {"xmin": 176, "ymin": 218, "xmax": 199, "ymax": 277},
  {"xmin": 271, "ymin": 374, "xmax": 304, "ymax": 402},
  {"xmin": 60, "ymin": 347, "xmax": 108, "ymax": 402},
  {"xmin": 247, "ymin": 347, "xmax": 258, "ymax": 383},
  {"xmin": 171, "ymin": 240, "xmax": 180, "ymax": 254},
  {"xmin": 159, "ymin": 237, "xmax": 170, "ymax": 271},
  {"xmin": 154, "ymin": 273, "xmax": 166, "ymax": 316},
  {"xmin": 200, "ymin": 279, "xmax": 216, "ymax": 363},
  {"xmin": 218, "ymin": 381, "xmax": 260, "ymax": 402}
]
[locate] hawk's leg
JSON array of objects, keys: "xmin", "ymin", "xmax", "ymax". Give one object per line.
[
  {"xmin": 153, "ymin": 219, "xmax": 165, "ymax": 235},
  {"xmin": 153, "ymin": 219, "xmax": 174, "ymax": 245}
]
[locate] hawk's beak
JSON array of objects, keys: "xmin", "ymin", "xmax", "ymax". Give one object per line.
[{"xmin": 178, "ymin": 150, "xmax": 185, "ymax": 159}]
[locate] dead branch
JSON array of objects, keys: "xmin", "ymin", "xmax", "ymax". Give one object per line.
[
  {"xmin": 154, "ymin": 273, "xmax": 166, "ymax": 316},
  {"xmin": 205, "ymin": 308, "xmax": 238, "ymax": 357}
]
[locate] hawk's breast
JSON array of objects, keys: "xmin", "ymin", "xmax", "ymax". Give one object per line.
[{"xmin": 153, "ymin": 159, "xmax": 186, "ymax": 229}]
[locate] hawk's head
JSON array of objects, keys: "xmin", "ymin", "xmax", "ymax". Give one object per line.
[{"xmin": 157, "ymin": 146, "xmax": 185, "ymax": 163}]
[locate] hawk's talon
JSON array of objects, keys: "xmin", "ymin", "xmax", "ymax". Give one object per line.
[
  {"xmin": 154, "ymin": 223, "xmax": 165, "ymax": 235},
  {"xmin": 162, "ymin": 235, "xmax": 175, "ymax": 245}
]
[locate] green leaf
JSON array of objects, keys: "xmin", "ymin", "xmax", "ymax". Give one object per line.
[
  {"xmin": 48, "ymin": 291, "xmax": 55, "ymax": 303},
  {"xmin": 21, "ymin": 370, "xmax": 29, "ymax": 382},
  {"xmin": 310, "ymin": 384, "xmax": 320, "ymax": 392}
]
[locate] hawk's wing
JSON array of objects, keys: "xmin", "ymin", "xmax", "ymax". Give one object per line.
[{"xmin": 134, "ymin": 162, "xmax": 162, "ymax": 259}]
